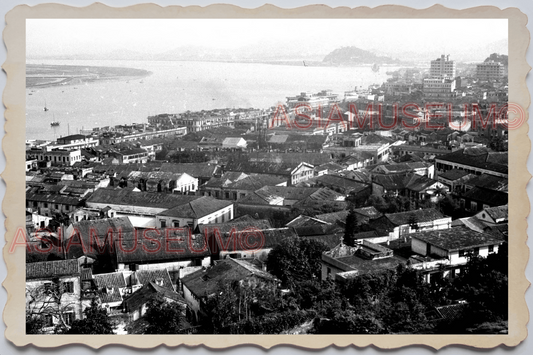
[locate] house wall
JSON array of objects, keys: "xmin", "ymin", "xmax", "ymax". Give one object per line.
[
  {"xmin": 390, "ymin": 217, "xmax": 452, "ymax": 240},
  {"xmin": 155, "ymin": 205, "xmax": 234, "ymax": 229},
  {"xmin": 183, "ymin": 285, "xmax": 201, "ymax": 316},
  {"xmin": 219, "ymin": 247, "xmax": 273, "ymax": 261},
  {"xmin": 26, "ymin": 275, "xmax": 83, "ymax": 330}
]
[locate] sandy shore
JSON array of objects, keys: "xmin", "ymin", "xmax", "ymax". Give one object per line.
[{"xmin": 26, "ymin": 64, "xmax": 152, "ymax": 89}]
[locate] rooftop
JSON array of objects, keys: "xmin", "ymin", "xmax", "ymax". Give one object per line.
[{"xmin": 410, "ymin": 226, "xmax": 504, "ymax": 251}]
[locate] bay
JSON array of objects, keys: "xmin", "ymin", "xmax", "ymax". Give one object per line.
[{"xmin": 25, "ymin": 59, "xmax": 396, "ymax": 141}]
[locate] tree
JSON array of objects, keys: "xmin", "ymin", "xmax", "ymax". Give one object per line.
[
  {"xmin": 266, "ymin": 237, "xmax": 328, "ymax": 288},
  {"xmin": 144, "ymin": 295, "xmax": 187, "ymax": 334},
  {"xmin": 343, "ymin": 207, "xmax": 358, "ymax": 246},
  {"xmin": 66, "ymin": 299, "xmax": 114, "ymax": 334},
  {"xmin": 407, "ymin": 213, "xmax": 419, "ymax": 232},
  {"xmin": 26, "ymin": 314, "xmax": 44, "ymax": 334},
  {"xmin": 26, "ymin": 277, "xmax": 79, "ymax": 333}
]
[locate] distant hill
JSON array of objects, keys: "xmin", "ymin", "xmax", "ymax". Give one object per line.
[
  {"xmin": 484, "ymin": 53, "xmax": 508, "ymax": 66},
  {"xmin": 322, "ymin": 46, "xmax": 401, "ymax": 65}
]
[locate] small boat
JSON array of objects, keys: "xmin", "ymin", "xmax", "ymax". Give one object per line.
[
  {"xmin": 372, "ymin": 63, "xmax": 380, "ymax": 72},
  {"xmin": 50, "ymin": 121, "xmax": 60, "ymax": 126},
  {"xmin": 43, "ymin": 100, "xmax": 49, "ymax": 111},
  {"xmin": 303, "ymin": 61, "xmax": 308, "ymax": 67}
]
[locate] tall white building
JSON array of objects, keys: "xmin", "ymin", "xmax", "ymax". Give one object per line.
[{"xmin": 430, "ymin": 54, "xmax": 456, "ymax": 78}]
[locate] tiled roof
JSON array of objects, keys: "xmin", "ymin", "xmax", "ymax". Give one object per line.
[
  {"xmin": 463, "ymin": 187, "xmax": 508, "ymax": 206},
  {"xmin": 483, "ymin": 205, "xmax": 508, "ymax": 221},
  {"xmin": 439, "ymin": 169, "xmax": 472, "ymax": 181},
  {"xmin": 160, "ymin": 162, "xmax": 220, "ymax": 178},
  {"xmin": 198, "ymin": 219, "xmax": 272, "ymax": 236},
  {"xmin": 465, "ymin": 175, "xmax": 508, "ymax": 192},
  {"xmin": 181, "ymin": 258, "xmax": 277, "ymax": 298},
  {"xmin": 26, "ymin": 259, "xmax": 80, "ymax": 279},
  {"xmin": 213, "ymin": 227, "xmax": 297, "ymax": 252},
  {"xmin": 26, "ymin": 192, "xmax": 84, "ymax": 206},
  {"xmin": 94, "ymin": 272, "xmax": 127, "ymax": 289},
  {"xmin": 115, "ymin": 230, "xmax": 210, "ymax": 264},
  {"xmin": 135, "ymin": 269, "xmax": 173, "ymax": 290},
  {"xmin": 385, "ymin": 208, "xmax": 445, "ymax": 226},
  {"xmin": 436, "ymin": 148, "xmax": 508, "ymax": 174},
  {"xmin": 86, "ymin": 188, "xmax": 200, "ymax": 209},
  {"xmin": 66, "ymin": 217, "xmax": 135, "ymax": 258},
  {"xmin": 157, "ymin": 196, "xmax": 233, "ymax": 219},
  {"xmin": 123, "ymin": 281, "xmax": 186, "ymax": 312},
  {"xmin": 410, "ymin": 226, "xmax": 504, "ymax": 251}
]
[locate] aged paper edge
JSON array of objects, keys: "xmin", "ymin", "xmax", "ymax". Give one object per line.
[{"xmin": 1, "ymin": 2, "xmax": 530, "ymax": 350}]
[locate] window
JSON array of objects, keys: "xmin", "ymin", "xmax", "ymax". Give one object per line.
[
  {"xmin": 62, "ymin": 281, "xmax": 74, "ymax": 293},
  {"xmin": 65, "ymin": 312, "xmax": 75, "ymax": 325},
  {"xmin": 43, "ymin": 314, "xmax": 53, "ymax": 327},
  {"xmin": 44, "ymin": 282, "xmax": 53, "ymax": 293},
  {"xmin": 160, "ymin": 220, "xmax": 166, "ymax": 228},
  {"xmin": 459, "ymin": 250, "xmax": 465, "ymax": 258},
  {"xmin": 489, "ymin": 245, "xmax": 494, "ymax": 253},
  {"xmin": 473, "ymin": 247, "xmax": 479, "ymax": 255}
]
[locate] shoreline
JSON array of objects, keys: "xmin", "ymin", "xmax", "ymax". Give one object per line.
[{"xmin": 26, "ymin": 64, "xmax": 152, "ymax": 89}]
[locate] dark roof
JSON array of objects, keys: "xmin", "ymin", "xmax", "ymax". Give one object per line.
[
  {"xmin": 123, "ymin": 281, "xmax": 186, "ymax": 312},
  {"xmin": 213, "ymin": 228, "xmax": 296, "ymax": 252},
  {"xmin": 26, "ymin": 259, "xmax": 80, "ymax": 279},
  {"xmin": 26, "ymin": 192, "xmax": 84, "ymax": 206},
  {"xmin": 86, "ymin": 188, "xmax": 200, "ymax": 209},
  {"xmin": 385, "ymin": 208, "xmax": 445, "ymax": 226},
  {"xmin": 94, "ymin": 272, "xmax": 127, "ymax": 289},
  {"xmin": 298, "ymin": 174, "xmax": 370, "ymax": 194},
  {"xmin": 66, "ymin": 217, "xmax": 135, "ymax": 258},
  {"xmin": 436, "ymin": 148, "xmax": 508, "ymax": 174},
  {"xmin": 198, "ymin": 219, "xmax": 272, "ymax": 236},
  {"xmin": 483, "ymin": 205, "xmax": 508, "ymax": 221},
  {"xmin": 224, "ymin": 161, "xmax": 300, "ymax": 176},
  {"xmin": 156, "ymin": 196, "xmax": 233, "ymax": 218},
  {"xmin": 181, "ymin": 258, "xmax": 277, "ymax": 298},
  {"xmin": 465, "ymin": 175, "xmax": 508, "ymax": 192},
  {"xmin": 135, "ymin": 269, "xmax": 173, "ymax": 290},
  {"xmin": 305, "ymin": 234, "xmax": 344, "ymax": 250},
  {"xmin": 160, "ymin": 162, "xmax": 220, "ymax": 178},
  {"xmin": 115, "ymin": 230, "xmax": 210, "ymax": 264},
  {"xmin": 439, "ymin": 169, "xmax": 472, "ymax": 181},
  {"xmin": 410, "ymin": 226, "xmax": 504, "ymax": 251},
  {"xmin": 463, "ymin": 187, "xmax": 508, "ymax": 206}
]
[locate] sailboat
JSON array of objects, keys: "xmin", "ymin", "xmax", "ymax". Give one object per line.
[
  {"xmin": 371, "ymin": 63, "xmax": 380, "ymax": 72},
  {"xmin": 303, "ymin": 61, "xmax": 308, "ymax": 67},
  {"xmin": 43, "ymin": 100, "xmax": 49, "ymax": 112}
]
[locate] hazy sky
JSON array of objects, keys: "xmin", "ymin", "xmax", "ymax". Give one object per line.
[{"xmin": 26, "ymin": 18, "xmax": 508, "ymax": 59}]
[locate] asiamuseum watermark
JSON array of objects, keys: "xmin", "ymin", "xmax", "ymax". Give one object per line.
[
  {"xmin": 10, "ymin": 226, "xmax": 266, "ymax": 255},
  {"xmin": 268, "ymin": 102, "xmax": 525, "ymax": 131}
]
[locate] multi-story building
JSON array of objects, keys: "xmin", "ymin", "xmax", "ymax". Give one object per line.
[
  {"xmin": 430, "ymin": 54, "xmax": 456, "ymax": 78},
  {"xmin": 423, "ymin": 77, "xmax": 456, "ymax": 97},
  {"xmin": 27, "ymin": 148, "xmax": 83, "ymax": 167},
  {"xmin": 45, "ymin": 134, "xmax": 99, "ymax": 152},
  {"xmin": 476, "ymin": 61, "xmax": 505, "ymax": 81},
  {"xmin": 286, "ymin": 90, "xmax": 339, "ymax": 109}
]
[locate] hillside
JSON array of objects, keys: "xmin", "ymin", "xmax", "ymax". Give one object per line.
[
  {"xmin": 322, "ymin": 46, "xmax": 401, "ymax": 65},
  {"xmin": 484, "ymin": 53, "xmax": 508, "ymax": 66}
]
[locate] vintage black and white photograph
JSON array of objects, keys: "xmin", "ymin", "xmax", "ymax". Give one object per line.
[{"xmin": 22, "ymin": 15, "xmax": 510, "ymax": 336}]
